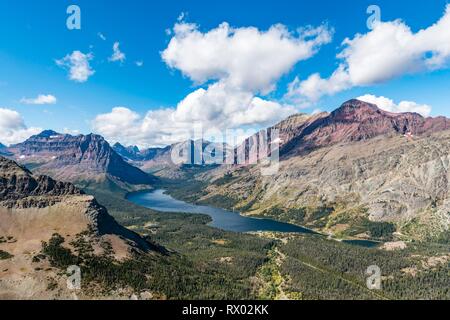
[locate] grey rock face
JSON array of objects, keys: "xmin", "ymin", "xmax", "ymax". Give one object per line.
[{"xmin": 0, "ymin": 156, "xmax": 82, "ymax": 208}]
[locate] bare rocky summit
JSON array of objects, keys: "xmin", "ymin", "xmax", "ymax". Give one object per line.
[{"xmin": 281, "ymin": 99, "xmax": 450, "ymax": 156}]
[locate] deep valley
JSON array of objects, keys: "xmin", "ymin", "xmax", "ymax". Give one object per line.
[{"xmin": 1, "ymin": 99, "xmax": 450, "ymax": 300}]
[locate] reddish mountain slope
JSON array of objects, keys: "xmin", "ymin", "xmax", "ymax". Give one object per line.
[{"xmin": 282, "ymin": 99, "xmax": 450, "ymax": 156}]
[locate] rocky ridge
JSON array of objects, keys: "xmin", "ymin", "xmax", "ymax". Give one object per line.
[{"xmin": 0, "ymin": 155, "xmax": 151, "ymax": 247}]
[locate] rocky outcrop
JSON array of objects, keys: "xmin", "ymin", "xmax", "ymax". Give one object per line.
[
  {"xmin": 0, "ymin": 156, "xmax": 82, "ymax": 208},
  {"xmin": 0, "ymin": 156, "xmax": 153, "ymax": 250},
  {"xmin": 0, "ymin": 156, "xmax": 168, "ymax": 299}
]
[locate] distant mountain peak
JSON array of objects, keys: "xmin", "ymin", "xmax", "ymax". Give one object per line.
[
  {"xmin": 36, "ymin": 130, "xmax": 62, "ymax": 138},
  {"xmin": 7, "ymin": 132, "xmax": 155, "ymax": 188},
  {"xmin": 332, "ymin": 99, "xmax": 428, "ymax": 121},
  {"xmin": 280, "ymin": 98, "xmax": 450, "ymax": 156},
  {"xmin": 329, "ymin": 99, "xmax": 418, "ymax": 123},
  {"xmin": 333, "ymin": 98, "xmax": 378, "ymax": 114},
  {"xmin": 113, "ymin": 142, "xmax": 169, "ymax": 163},
  {"xmin": 113, "ymin": 143, "xmax": 139, "ymax": 153}
]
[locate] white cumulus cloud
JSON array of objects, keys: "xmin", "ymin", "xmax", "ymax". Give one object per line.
[
  {"xmin": 286, "ymin": 65, "xmax": 351, "ymax": 103},
  {"xmin": 171, "ymin": 81, "xmax": 296, "ymax": 128},
  {"xmin": 288, "ymin": 5, "xmax": 450, "ymax": 103},
  {"xmin": 93, "ymin": 21, "xmax": 332, "ymax": 147},
  {"xmin": 0, "ymin": 108, "xmax": 42, "ymax": 145},
  {"xmin": 357, "ymin": 94, "xmax": 432, "ymax": 117},
  {"xmin": 20, "ymin": 94, "xmax": 57, "ymax": 105},
  {"xmin": 98, "ymin": 32, "xmax": 106, "ymax": 41},
  {"xmin": 109, "ymin": 42, "xmax": 126, "ymax": 63},
  {"xmin": 92, "ymin": 95, "xmax": 296, "ymax": 148},
  {"xmin": 56, "ymin": 51, "xmax": 95, "ymax": 83},
  {"xmin": 162, "ymin": 22, "xmax": 333, "ymax": 94},
  {"xmin": 93, "ymin": 107, "xmax": 190, "ymax": 147}
]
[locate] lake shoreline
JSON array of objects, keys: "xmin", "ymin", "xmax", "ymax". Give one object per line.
[
  {"xmin": 127, "ymin": 189, "xmax": 316, "ymax": 234},
  {"xmin": 126, "ymin": 189, "xmax": 382, "ymax": 248}
]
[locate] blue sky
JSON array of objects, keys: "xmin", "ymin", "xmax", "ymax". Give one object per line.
[{"xmin": 0, "ymin": 0, "xmax": 449, "ymax": 147}]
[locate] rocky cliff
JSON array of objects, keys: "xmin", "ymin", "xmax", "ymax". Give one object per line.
[
  {"xmin": 0, "ymin": 155, "xmax": 152, "ymax": 247},
  {"xmin": 0, "ymin": 156, "xmax": 82, "ymax": 208}
]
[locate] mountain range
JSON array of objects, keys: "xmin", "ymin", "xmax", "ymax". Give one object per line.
[
  {"xmin": 112, "ymin": 142, "xmax": 174, "ymax": 175},
  {"xmin": 113, "ymin": 139, "xmax": 228, "ymax": 178},
  {"xmin": 187, "ymin": 99, "xmax": 450, "ymax": 241},
  {"xmin": 5, "ymin": 130, "xmax": 155, "ymax": 191},
  {"xmin": 112, "ymin": 143, "xmax": 170, "ymax": 163},
  {"xmin": 1, "ymin": 98, "xmax": 450, "ymax": 300},
  {"xmin": 234, "ymin": 99, "xmax": 450, "ymax": 161},
  {"xmin": 1, "ymin": 99, "xmax": 450, "ymax": 242},
  {"xmin": 280, "ymin": 99, "xmax": 450, "ymax": 156}
]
